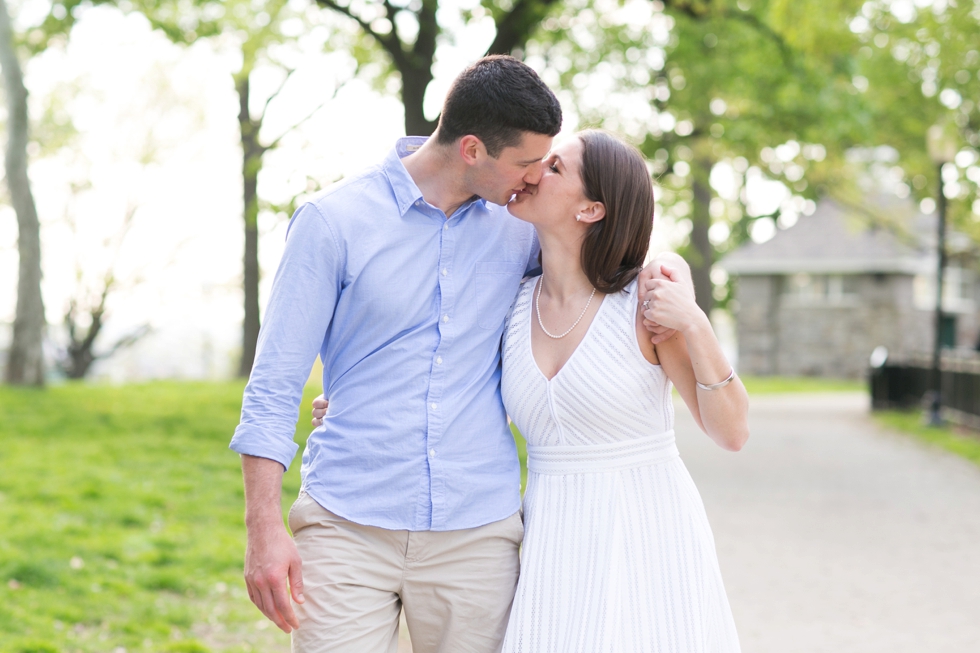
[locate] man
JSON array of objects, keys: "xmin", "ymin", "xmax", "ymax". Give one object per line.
[{"xmin": 230, "ymin": 55, "xmax": 562, "ymax": 652}]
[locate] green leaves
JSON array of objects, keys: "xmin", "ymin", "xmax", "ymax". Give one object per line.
[
  {"xmin": 526, "ymin": 0, "xmax": 876, "ymax": 310},
  {"xmin": 854, "ymin": 0, "xmax": 980, "ymax": 237}
]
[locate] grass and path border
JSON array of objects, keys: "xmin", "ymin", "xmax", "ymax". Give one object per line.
[{"xmin": 737, "ymin": 374, "xmax": 980, "ymax": 470}]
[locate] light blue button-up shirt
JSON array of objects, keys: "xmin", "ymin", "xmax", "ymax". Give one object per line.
[{"xmin": 230, "ymin": 137, "xmax": 538, "ymax": 531}]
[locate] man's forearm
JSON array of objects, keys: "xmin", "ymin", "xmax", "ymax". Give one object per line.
[
  {"xmin": 240, "ymin": 453, "xmax": 304, "ymax": 633},
  {"xmin": 242, "ymin": 454, "xmax": 287, "ymax": 528}
]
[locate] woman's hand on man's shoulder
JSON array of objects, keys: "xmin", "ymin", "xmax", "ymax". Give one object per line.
[{"xmin": 637, "ymin": 252, "xmax": 694, "ymax": 344}]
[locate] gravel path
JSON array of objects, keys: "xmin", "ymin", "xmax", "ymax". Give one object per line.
[{"xmin": 675, "ymin": 392, "xmax": 980, "ymax": 653}]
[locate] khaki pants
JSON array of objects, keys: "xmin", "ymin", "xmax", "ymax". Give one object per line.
[{"xmin": 288, "ymin": 491, "xmax": 523, "ymax": 653}]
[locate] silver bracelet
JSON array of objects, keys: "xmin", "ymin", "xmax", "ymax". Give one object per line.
[{"xmin": 696, "ymin": 368, "xmax": 735, "ymax": 391}]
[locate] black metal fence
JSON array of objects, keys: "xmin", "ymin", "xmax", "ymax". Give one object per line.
[{"xmin": 869, "ymin": 352, "xmax": 980, "ymax": 430}]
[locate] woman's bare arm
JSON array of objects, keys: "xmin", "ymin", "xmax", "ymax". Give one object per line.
[{"xmin": 638, "ymin": 264, "xmax": 749, "ymax": 451}]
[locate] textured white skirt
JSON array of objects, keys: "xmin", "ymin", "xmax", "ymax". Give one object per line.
[{"xmin": 501, "ymin": 433, "xmax": 741, "ymax": 653}]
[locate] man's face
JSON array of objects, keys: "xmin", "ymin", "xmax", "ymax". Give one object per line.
[
  {"xmin": 470, "ymin": 132, "xmax": 554, "ymax": 206},
  {"xmin": 508, "ymin": 137, "xmax": 589, "ymax": 227}
]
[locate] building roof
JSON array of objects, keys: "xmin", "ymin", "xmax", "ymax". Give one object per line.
[{"xmin": 720, "ymin": 195, "xmax": 947, "ymax": 276}]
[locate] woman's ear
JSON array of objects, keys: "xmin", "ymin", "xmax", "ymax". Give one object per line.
[{"xmin": 578, "ymin": 201, "xmax": 606, "ymax": 224}]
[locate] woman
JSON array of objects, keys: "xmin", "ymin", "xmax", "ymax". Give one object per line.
[{"xmin": 498, "ymin": 130, "xmax": 748, "ymax": 652}]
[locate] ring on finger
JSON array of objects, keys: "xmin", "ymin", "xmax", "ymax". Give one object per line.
[{"xmin": 642, "ymin": 299, "xmax": 650, "ymax": 310}]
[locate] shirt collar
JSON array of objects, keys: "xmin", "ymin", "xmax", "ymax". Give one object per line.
[
  {"xmin": 383, "ymin": 137, "xmax": 428, "ymax": 216},
  {"xmin": 383, "ymin": 136, "xmax": 486, "ymax": 218}
]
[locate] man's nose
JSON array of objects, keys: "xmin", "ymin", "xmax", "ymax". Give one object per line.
[{"xmin": 524, "ymin": 160, "xmax": 545, "ymax": 185}]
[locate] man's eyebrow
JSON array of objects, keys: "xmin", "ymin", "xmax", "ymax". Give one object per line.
[{"xmin": 518, "ymin": 156, "xmax": 546, "ymax": 165}]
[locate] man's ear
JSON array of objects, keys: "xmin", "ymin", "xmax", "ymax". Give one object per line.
[
  {"xmin": 459, "ymin": 135, "xmax": 486, "ymax": 166},
  {"xmin": 578, "ymin": 201, "xmax": 606, "ymax": 224}
]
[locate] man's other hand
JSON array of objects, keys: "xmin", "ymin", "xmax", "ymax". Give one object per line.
[
  {"xmin": 311, "ymin": 395, "xmax": 328, "ymax": 427},
  {"xmin": 244, "ymin": 519, "xmax": 305, "ymax": 633}
]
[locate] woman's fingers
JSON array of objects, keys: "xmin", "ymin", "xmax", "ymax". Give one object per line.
[{"xmin": 642, "ymin": 279, "xmax": 696, "ymax": 332}]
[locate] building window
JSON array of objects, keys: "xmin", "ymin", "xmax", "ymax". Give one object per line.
[
  {"xmin": 913, "ymin": 267, "xmax": 975, "ymax": 313},
  {"xmin": 783, "ymin": 273, "xmax": 858, "ymax": 304}
]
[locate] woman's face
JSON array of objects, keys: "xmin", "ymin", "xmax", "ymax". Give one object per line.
[{"xmin": 507, "ymin": 137, "xmax": 591, "ymax": 227}]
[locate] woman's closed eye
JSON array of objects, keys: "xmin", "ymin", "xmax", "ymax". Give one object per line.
[{"xmin": 549, "ymin": 162, "xmax": 559, "ymax": 173}]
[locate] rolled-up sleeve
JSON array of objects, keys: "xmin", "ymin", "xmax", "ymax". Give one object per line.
[{"xmin": 229, "ymin": 202, "xmax": 342, "ymax": 470}]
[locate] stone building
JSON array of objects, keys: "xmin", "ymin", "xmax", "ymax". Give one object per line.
[{"xmin": 720, "ymin": 196, "xmax": 980, "ymax": 378}]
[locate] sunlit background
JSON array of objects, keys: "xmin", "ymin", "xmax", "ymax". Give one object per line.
[
  {"xmin": 12, "ymin": 0, "xmax": 976, "ymax": 381},
  {"xmin": 4, "ymin": 2, "xmax": 980, "ymax": 652}
]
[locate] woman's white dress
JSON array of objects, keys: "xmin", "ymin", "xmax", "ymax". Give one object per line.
[{"xmin": 500, "ymin": 276, "xmax": 740, "ymax": 653}]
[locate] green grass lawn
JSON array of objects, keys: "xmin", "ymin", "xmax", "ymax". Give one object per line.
[
  {"xmin": 734, "ymin": 376, "xmax": 980, "ymax": 468},
  {"xmin": 0, "ymin": 382, "xmax": 323, "ymax": 653},
  {"xmin": 873, "ymin": 410, "xmax": 980, "ymax": 469},
  {"xmin": 0, "ymin": 381, "xmax": 533, "ymax": 653},
  {"xmin": 738, "ymin": 375, "xmax": 866, "ymax": 394},
  {"xmin": 0, "ymin": 374, "xmax": 872, "ymax": 652}
]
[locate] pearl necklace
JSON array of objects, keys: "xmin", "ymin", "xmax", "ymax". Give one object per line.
[{"xmin": 535, "ymin": 277, "xmax": 597, "ymax": 339}]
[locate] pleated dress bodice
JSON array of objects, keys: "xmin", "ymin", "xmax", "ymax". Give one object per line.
[{"xmin": 501, "ymin": 276, "xmax": 674, "ymax": 450}]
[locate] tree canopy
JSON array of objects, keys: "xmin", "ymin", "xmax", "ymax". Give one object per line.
[{"xmin": 7, "ymin": 0, "xmax": 980, "ymax": 383}]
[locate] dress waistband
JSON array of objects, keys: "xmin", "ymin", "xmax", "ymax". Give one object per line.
[{"xmin": 526, "ymin": 431, "xmax": 679, "ymax": 475}]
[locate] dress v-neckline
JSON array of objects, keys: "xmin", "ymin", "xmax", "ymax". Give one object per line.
[{"xmin": 527, "ymin": 276, "xmax": 607, "ymax": 383}]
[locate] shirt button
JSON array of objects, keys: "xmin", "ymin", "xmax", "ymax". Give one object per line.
[
  {"xmin": 441, "ymin": 268, "xmax": 448, "ymax": 276},
  {"xmin": 430, "ymin": 403, "xmax": 438, "ymax": 410},
  {"xmin": 442, "ymin": 314, "xmax": 449, "ymax": 323},
  {"xmin": 435, "ymin": 356, "xmax": 443, "ymax": 365},
  {"xmin": 429, "ymin": 449, "xmax": 436, "ymax": 458},
  {"xmin": 443, "ymin": 223, "xmax": 449, "ymax": 231}
]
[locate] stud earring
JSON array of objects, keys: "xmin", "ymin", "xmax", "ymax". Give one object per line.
[{"xmin": 575, "ymin": 214, "xmax": 582, "ymax": 222}]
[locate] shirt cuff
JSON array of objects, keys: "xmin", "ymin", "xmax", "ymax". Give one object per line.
[{"xmin": 229, "ymin": 424, "xmax": 300, "ymax": 471}]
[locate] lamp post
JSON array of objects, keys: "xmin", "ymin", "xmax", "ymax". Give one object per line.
[{"xmin": 926, "ymin": 124, "xmax": 957, "ymax": 426}]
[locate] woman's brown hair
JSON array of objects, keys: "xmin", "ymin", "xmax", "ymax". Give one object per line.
[{"xmin": 578, "ymin": 130, "xmax": 654, "ymax": 293}]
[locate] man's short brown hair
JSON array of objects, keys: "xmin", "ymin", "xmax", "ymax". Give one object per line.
[{"xmin": 436, "ymin": 55, "xmax": 562, "ymax": 157}]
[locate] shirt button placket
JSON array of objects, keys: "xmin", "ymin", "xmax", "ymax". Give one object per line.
[{"xmin": 428, "ymin": 216, "xmax": 455, "ymax": 529}]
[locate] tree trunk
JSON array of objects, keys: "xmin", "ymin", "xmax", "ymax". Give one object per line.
[
  {"xmin": 0, "ymin": 0, "xmax": 45, "ymax": 386},
  {"xmin": 63, "ymin": 299, "xmax": 101, "ymax": 380},
  {"xmin": 401, "ymin": 62, "xmax": 437, "ymax": 136},
  {"xmin": 689, "ymin": 154, "xmax": 714, "ymax": 316},
  {"xmin": 401, "ymin": 0, "xmax": 438, "ymax": 136},
  {"xmin": 236, "ymin": 73, "xmax": 262, "ymax": 378},
  {"xmin": 315, "ymin": 0, "xmax": 555, "ymax": 137},
  {"xmin": 486, "ymin": 0, "xmax": 562, "ymax": 55}
]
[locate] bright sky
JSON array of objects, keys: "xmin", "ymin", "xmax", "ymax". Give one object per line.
[
  {"xmin": 1, "ymin": 6, "xmax": 410, "ymax": 378},
  {"xmin": 0, "ymin": 2, "xmax": 739, "ymax": 379}
]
